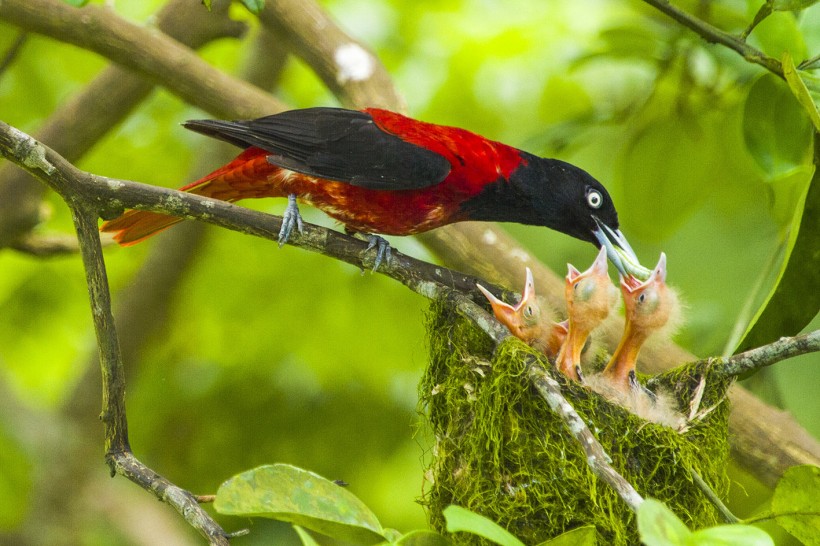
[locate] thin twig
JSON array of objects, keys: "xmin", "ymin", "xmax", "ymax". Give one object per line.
[
  {"xmin": 527, "ymin": 359, "xmax": 645, "ymax": 513},
  {"xmin": 690, "ymin": 468, "xmax": 740, "ymax": 524},
  {"xmin": 711, "ymin": 330, "xmax": 820, "ymax": 378},
  {"xmin": 641, "ymin": 0, "xmax": 784, "ymax": 78},
  {"xmin": 0, "ymin": 30, "xmax": 27, "ymax": 76},
  {"xmin": 10, "ymin": 232, "xmax": 83, "ymax": 256}
]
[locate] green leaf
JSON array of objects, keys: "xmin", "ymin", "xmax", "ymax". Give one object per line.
[
  {"xmin": 688, "ymin": 524, "xmax": 774, "ymax": 545},
  {"xmin": 393, "ymin": 530, "xmax": 453, "ymax": 546},
  {"xmin": 443, "ymin": 505, "xmax": 525, "ymax": 546},
  {"xmin": 783, "ymin": 52, "xmax": 820, "ymax": 132},
  {"xmin": 772, "ymin": 465, "xmax": 820, "ymax": 546},
  {"xmin": 617, "ymin": 114, "xmax": 715, "ymax": 240},
  {"xmin": 637, "ymin": 499, "xmax": 691, "ymax": 546},
  {"xmin": 737, "ymin": 160, "xmax": 818, "ymax": 352},
  {"xmin": 200, "ymin": 0, "xmax": 211, "ymax": 10},
  {"xmin": 535, "ymin": 525, "xmax": 598, "ymax": 546},
  {"xmin": 240, "ymin": 0, "xmax": 265, "ymax": 14},
  {"xmin": 743, "ymin": 74, "xmax": 813, "ymax": 175},
  {"xmin": 62, "ymin": 0, "xmax": 90, "ymax": 6},
  {"xmin": 214, "ymin": 464, "xmax": 385, "ymax": 544}
]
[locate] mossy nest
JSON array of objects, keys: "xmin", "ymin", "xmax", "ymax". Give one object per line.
[{"xmin": 419, "ymin": 300, "xmax": 733, "ymax": 545}]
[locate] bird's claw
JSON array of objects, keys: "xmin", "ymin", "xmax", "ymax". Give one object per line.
[
  {"xmin": 365, "ymin": 234, "xmax": 392, "ymax": 272},
  {"xmin": 278, "ymin": 194, "xmax": 304, "ymax": 247}
]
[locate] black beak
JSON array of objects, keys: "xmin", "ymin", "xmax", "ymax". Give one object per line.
[{"xmin": 592, "ymin": 217, "xmax": 651, "ymax": 280}]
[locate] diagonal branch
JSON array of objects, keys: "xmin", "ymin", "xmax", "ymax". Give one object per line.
[
  {"xmin": 527, "ymin": 361, "xmax": 645, "ymax": 512},
  {"xmin": 0, "ymin": 0, "xmax": 285, "ymax": 119},
  {"xmin": 712, "ymin": 329, "xmax": 820, "ymax": 378},
  {"xmin": 641, "ymin": 0, "xmax": 784, "ymax": 78}
]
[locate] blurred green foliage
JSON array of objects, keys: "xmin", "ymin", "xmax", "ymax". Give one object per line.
[{"xmin": 0, "ymin": 0, "xmax": 819, "ymax": 543}]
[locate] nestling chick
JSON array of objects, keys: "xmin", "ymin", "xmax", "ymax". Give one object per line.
[
  {"xmin": 477, "ymin": 269, "xmax": 567, "ymax": 359},
  {"xmin": 600, "ymin": 253, "xmax": 679, "ymax": 392},
  {"xmin": 554, "ymin": 247, "xmax": 619, "ymax": 380}
]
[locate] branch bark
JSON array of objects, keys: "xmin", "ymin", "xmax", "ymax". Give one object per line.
[
  {"xmin": 712, "ymin": 330, "xmax": 820, "ymax": 378},
  {"xmin": 0, "ymin": 0, "xmax": 285, "ymax": 120}
]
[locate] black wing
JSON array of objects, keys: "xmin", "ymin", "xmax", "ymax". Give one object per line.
[{"xmin": 183, "ymin": 107, "xmax": 451, "ymax": 190}]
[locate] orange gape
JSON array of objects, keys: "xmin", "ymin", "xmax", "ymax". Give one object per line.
[{"xmin": 477, "ymin": 269, "xmax": 567, "ymax": 360}]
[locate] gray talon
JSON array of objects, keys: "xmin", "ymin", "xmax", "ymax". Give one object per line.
[
  {"xmin": 365, "ymin": 234, "xmax": 392, "ymax": 272},
  {"xmin": 278, "ymin": 194, "xmax": 304, "ymax": 247}
]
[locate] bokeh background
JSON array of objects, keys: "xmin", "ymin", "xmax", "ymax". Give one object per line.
[{"xmin": 0, "ymin": 0, "xmax": 818, "ymax": 544}]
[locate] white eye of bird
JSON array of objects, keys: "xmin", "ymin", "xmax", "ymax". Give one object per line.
[
  {"xmin": 586, "ymin": 189, "xmax": 603, "ymax": 209},
  {"xmin": 524, "ymin": 305, "xmax": 534, "ymax": 318},
  {"xmin": 638, "ymin": 293, "xmax": 646, "ymax": 303}
]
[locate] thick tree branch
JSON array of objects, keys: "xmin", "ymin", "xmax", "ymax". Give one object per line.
[
  {"xmin": 0, "ymin": 0, "xmax": 285, "ymax": 119},
  {"xmin": 641, "ymin": 0, "xmax": 784, "ymax": 78},
  {"xmin": 712, "ymin": 330, "xmax": 820, "ymax": 378},
  {"xmin": 255, "ymin": 0, "xmax": 404, "ymax": 110}
]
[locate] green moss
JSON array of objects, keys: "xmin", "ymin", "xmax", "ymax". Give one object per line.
[{"xmin": 419, "ymin": 300, "xmax": 733, "ymax": 545}]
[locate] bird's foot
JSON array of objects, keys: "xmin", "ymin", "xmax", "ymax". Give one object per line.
[
  {"xmin": 278, "ymin": 194, "xmax": 304, "ymax": 247},
  {"xmin": 364, "ymin": 234, "xmax": 392, "ymax": 272}
]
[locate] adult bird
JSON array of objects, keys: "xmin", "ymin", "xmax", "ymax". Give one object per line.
[{"xmin": 101, "ymin": 107, "xmax": 645, "ymax": 274}]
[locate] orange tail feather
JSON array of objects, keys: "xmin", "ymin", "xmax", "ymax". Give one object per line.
[
  {"xmin": 101, "ymin": 148, "xmax": 278, "ymax": 245},
  {"xmin": 100, "ymin": 210, "xmax": 186, "ymax": 246}
]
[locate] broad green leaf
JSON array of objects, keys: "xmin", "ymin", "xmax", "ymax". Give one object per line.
[
  {"xmin": 772, "ymin": 465, "xmax": 820, "ymax": 546},
  {"xmin": 293, "ymin": 525, "xmax": 321, "ymax": 546},
  {"xmin": 743, "ymin": 74, "xmax": 813, "ymax": 175},
  {"xmin": 535, "ymin": 525, "xmax": 597, "ymax": 546},
  {"xmin": 393, "ymin": 529, "xmax": 453, "ymax": 546},
  {"xmin": 443, "ymin": 505, "xmax": 525, "ymax": 546},
  {"xmin": 637, "ymin": 499, "xmax": 691, "ymax": 546},
  {"xmin": 737, "ymin": 161, "xmax": 818, "ymax": 352},
  {"xmin": 688, "ymin": 524, "xmax": 774, "ymax": 545},
  {"xmin": 617, "ymin": 114, "xmax": 715, "ymax": 240},
  {"xmin": 62, "ymin": 0, "xmax": 90, "ymax": 6},
  {"xmin": 240, "ymin": 0, "xmax": 265, "ymax": 14},
  {"xmin": 753, "ymin": 11, "xmax": 807, "ymax": 60},
  {"xmin": 783, "ymin": 52, "xmax": 820, "ymax": 132},
  {"xmin": 214, "ymin": 464, "xmax": 385, "ymax": 544}
]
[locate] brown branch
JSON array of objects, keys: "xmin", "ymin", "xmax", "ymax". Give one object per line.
[
  {"xmin": 255, "ymin": 0, "xmax": 404, "ymax": 110},
  {"xmin": 711, "ymin": 330, "xmax": 820, "ymax": 378},
  {"xmin": 0, "ymin": 0, "xmax": 285, "ymax": 120},
  {"xmin": 641, "ymin": 0, "xmax": 784, "ymax": 78},
  {"xmin": 0, "ymin": 0, "xmax": 247, "ymax": 245}
]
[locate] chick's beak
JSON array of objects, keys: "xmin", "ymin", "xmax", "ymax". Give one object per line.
[{"xmin": 592, "ymin": 217, "xmax": 651, "ymax": 280}]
